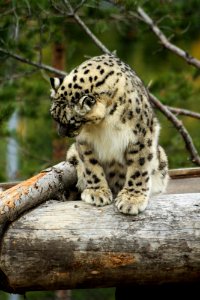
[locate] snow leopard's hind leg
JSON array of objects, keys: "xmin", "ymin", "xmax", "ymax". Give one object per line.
[{"xmin": 151, "ymin": 145, "xmax": 169, "ymax": 195}]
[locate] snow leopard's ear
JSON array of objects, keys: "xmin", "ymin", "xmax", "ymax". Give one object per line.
[{"xmin": 50, "ymin": 77, "xmax": 64, "ymax": 90}]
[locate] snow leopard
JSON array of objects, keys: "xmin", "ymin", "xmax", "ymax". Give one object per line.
[{"xmin": 50, "ymin": 54, "xmax": 168, "ymax": 215}]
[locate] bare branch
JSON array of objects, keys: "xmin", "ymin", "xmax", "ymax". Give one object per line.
[
  {"xmin": 0, "ymin": 47, "xmax": 67, "ymax": 76},
  {"xmin": 137, "ymin": 7, "xmax": 200, "ymax": 70},
  {"xmin": 62, "ymin": 0, "xmax": 111, "ymax": 54},
  {"xmin": 74, "ymin": 0, "xmax": 87, "ymax": 13},
  {"xmin": 166, "ymin": 106, "xmax": 200, "ymax": 120},
  {"xmin": 149, "ymin": 93, "xmax": 200, "ymax": 165}
]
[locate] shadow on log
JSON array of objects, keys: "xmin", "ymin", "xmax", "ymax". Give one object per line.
[{"xmin": 0, "ymin": 164, "xmax": 200, "ymax": 293}]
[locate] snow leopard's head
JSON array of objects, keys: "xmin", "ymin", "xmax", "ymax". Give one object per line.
[{"xmin": 49, "ymin": 55, "xmax": 120, "ymax": 137}]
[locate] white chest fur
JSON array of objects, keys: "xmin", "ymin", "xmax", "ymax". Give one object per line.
[{"xmin": 80, "ymin": 119, "xmax": 135, "ymax": 164}]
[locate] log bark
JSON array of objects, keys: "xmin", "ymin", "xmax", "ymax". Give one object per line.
[
  {"xmin": 0, "ymin": 162, "xmax": 76, "ymax": 238},
  {"xmin": 0, "ymin": 192, "xmax": 200, "ymax": 293}
]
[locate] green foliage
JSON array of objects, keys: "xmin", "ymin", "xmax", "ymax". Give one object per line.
[
  {"xmin": 0, "ymin": 0, "xmax": 200, "ymax": 182},
  {"xmin": 94, "ymin": 20, "xmax": 109, "ymax": 34},
  {"xmin": 0, "ymin": 289, "xmax": 115, "ymax": 300},
  {"xmin": 0, "ymin": 291, "xmax": 55, "ymax": 300},
  {"xmin": 72, "ymin": 288, "xmax": 115, "ymax": 300}
]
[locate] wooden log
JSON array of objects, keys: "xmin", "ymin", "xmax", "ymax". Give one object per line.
[
  {"xmin": 167, "ymin": 177, "xmax": 200, "ymax": 194},
  {"xmin": 0, "ymin": 192, "xmax": 200, "ymax": 293},
  {"xmin": 0, "ymin": 162, "xmax": 76, "ymax": 238},
  {"xmin": 169, "ymin": 167, "xmax": 200, "ymax": 178}
]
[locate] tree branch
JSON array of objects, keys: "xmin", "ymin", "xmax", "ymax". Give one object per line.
[
  {"xmin": 73, "ymin": 0, "xmax": 87, "ymax": 13},
  {"xmin": 0, "ymin": 47, "xmax": 67, "ymax": 76},
  {"xmin": 149, "ymin": 93, "xmax": 200, "ymax": 165},
  {"xmin": 137, "ymin": 7, "xmax": 200, "ymax": 70},
  {"xmin": 62, "ymin": 0, "xmax": 111, "ymax": 54},
  {"xmin": 166, "ymin": 106, "xmax": 200, "ymax": 120},
  {"xmin": 0, "ymin": 162, "xmax": 76, "ymax": 239}
]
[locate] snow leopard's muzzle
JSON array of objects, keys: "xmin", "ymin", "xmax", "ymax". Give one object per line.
[
  {"xmin": 51, "ymin": 95, "xmax": 96, "ymax": 138},
  {"xmin": 57, "ymin": 121, "xmax": 82, "ymax": 138}
]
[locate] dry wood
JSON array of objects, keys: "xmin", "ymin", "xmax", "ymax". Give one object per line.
[
  {"xmin": 0, "ymin": 162, "xmax": 76, "ymax": 238},
  {"xmin": 167, "ymin": 177, "xmax": 200, "ymax": 194},
  {"xmin": 0, "ymin": 193, "xmax": 200, "ymax": 293},
  {"xmin": 0, "ymin": 181, "xmax": 21, "ymax": 190},
  {"xmin": 169, "ymin": 168, "xmax": 200, "ymax": 178}
]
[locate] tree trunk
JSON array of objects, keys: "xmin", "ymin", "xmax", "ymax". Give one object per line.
[
  {"xmin": 52, "ymin": 42, "xmax": 67, "ymax": 163},
  {"xmin": 0, "ymin": 190, "xmax": 200, "ymax": 293}
]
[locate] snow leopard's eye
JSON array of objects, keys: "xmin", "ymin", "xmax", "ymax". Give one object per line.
[{"xmin": 81, "ymin": 95, "xmax": 96, "ymax": 108}]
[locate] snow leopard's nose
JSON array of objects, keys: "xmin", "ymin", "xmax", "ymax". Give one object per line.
[{"xmin": 57, "ymin": 121, "xmax": 81, "ymax": 138}]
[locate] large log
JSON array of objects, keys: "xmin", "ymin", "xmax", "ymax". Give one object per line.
[{"xmin": 0, "ymin": 192, "xmax": 200, "ymax": 293}]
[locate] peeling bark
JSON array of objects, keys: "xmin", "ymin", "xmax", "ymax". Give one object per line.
[{"xmin": 0, "ymin": 162, "xmax": 76, "ymax": 238}]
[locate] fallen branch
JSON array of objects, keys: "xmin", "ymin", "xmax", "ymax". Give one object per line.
[
  {"xmin": 0, "ymin": 162, "xmax": 76, "ymax": 239},
  {"xmin": 137, "ymin": 6, "xmax": 200, "ymax": 70}
]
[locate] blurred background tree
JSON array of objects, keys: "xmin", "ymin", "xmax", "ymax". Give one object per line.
[{"xmin": 0, "ymin": 0, "xmax": 200, "ymax": 299}]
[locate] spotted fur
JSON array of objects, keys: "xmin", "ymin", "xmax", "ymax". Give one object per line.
[{"xmin": 50, "ymin": 54, "xmax": 168, "ymax": 215}]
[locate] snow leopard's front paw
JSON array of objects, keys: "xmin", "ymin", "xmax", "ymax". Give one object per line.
[
  {"xmin": 81, "ymin": 187, "xmax": 113, "ymax": 207},
  {"xmin": 115, "ymin": 189, "xmax": 148, "ymax": 215}
]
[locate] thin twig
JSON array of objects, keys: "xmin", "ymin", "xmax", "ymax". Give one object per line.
[
  {"xmin": 149, "ymin": 93, "xmax": 200, "ymax": 165},
  {"xmin": 0, "ymin": 47, "xmax": 67, "ymax": 76},
  {"xmin": 166, "ymin": 106, "xmax": 200, "ymax": 120},
  {"xmin": 137, "ymin": 6, "xmax": 200, "ymax": 70},
  {"xmin": 74, "ymin": 0, "xmax": 87, "ymax": 13},
  {"xmin": 62, "ymin": 0, "xmax": 111, "ymax": 54}
]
